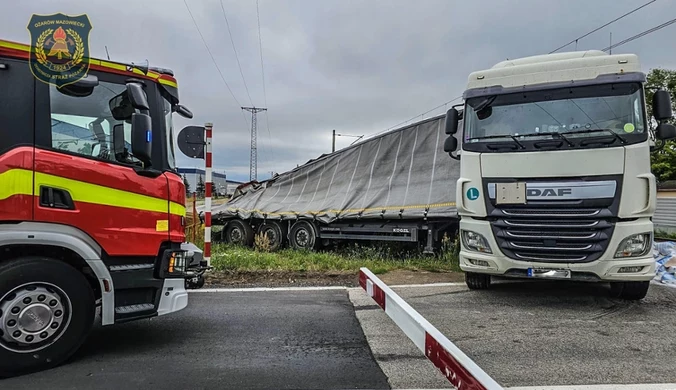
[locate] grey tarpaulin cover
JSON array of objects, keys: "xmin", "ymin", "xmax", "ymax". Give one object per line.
[{"xmin": 212, "ymin": 115, "xmax": 460, "ymax": 224}]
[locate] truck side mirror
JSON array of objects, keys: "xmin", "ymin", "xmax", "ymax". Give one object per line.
[
  {"xmin": 445, "ymin": 108, "xmax": 459, "ymax": 134},
  {"xmin": 444, "ymin": 136, "xmax": 458, "ymax": 152},
  {"xmin": 656, "ymin": 123, "xmax": 676, "ymax": 140},
  {"xmin": 444, "ymin": 136, "xmax": 460, "ymax": 160},
  {"xmin": 131, "ymin": 113, "xmax": 152, "ymax": 166},
  {"xmin": 174, "ymin": 104, "xmax": 193, "ymax": 119},
  {"xmin": 126, "ymin": 82, "xmax": 150, "ymax": 112},
  {"xmin": 653, "ymin": 90, "xmax": 673, "ymax": 121}
]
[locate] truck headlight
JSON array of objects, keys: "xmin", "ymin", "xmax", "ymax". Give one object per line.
[
  {"xmin": 614, "ymin": 233, "xmax": 652, "ymax": 258},
  {"xmin": 461, "ymin": 230, "xmax": 492, "ymax": 254}
]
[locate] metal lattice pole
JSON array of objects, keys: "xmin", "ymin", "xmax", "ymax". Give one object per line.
[{"xmin": 242, "ymin": 106, "xmax": 267, "ymax": 181}]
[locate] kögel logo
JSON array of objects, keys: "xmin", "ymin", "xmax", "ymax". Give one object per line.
[
  {"xmin": 27, "ymin": 13, "xmax": 92, "ymax": 87},
  {"xmin": 527, "ymin": 188, "xmax": 572, "ymax": 197}
]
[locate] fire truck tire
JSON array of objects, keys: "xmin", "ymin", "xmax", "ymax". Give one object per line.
[
  {"xmin": 465, "ymin": 272, "xmax": 491, "ymax": 290},
  {"xmin": 0, "ymin": 256, "xmax": 95, "ymax": 378},
  {"xmin": 257, "ymin": 222, "xmax": 285, "ymax": 251},
  {"xmin": 289, "ymin": 221, "xmax": 317, "ymax": 250},
  {"xmin": 224, "ymin": 220, "xmax": 254, "ymax": 247}
]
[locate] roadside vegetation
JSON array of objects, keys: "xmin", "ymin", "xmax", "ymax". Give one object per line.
[{"xmin": 210, "ymin": 233, "xmax": 461, "ymax": 275}]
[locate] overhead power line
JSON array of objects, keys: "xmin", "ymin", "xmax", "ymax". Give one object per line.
[
  {"xmin": 366, "ymin": 96, "xmax": 463, "ymax": 139},
  {"xmin": 256, "ymin": 0, "xmax": 273, "ymax": 144},
  {"xmin": 183, "ymin": 0, "xmax": 242, "ymax": 109},
  {"xmin": 602, "ymin": 17, "xmax": 676, "ymax": 52},
  {"xmin": 549, "ymin": 0, "xmax": 657, "ymax": 53},
  {"xmin": 220, "ymin": 0, "xmax": 253, "ymax": 106}
]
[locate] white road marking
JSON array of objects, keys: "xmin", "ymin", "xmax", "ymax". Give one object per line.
[
  {"xmin": 507, "ymin": 384, "xmax": 676, "ymax": 390},
  {"xmin": 189, "ymin": 282, "xmax": 465, "ymax": 293}
]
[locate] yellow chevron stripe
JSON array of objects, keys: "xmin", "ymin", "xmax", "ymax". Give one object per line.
[{"xmin": 1, "ymin": 169, "xmax": 184, "ymax": 216}]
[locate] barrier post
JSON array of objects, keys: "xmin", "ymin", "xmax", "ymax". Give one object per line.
[
  {"xmin": 204, "ymin": 123, "xmax": 213, "ymax": 267},
  {"xmin": 192, "ymin": 192, "xmax": 197, "ymax": 243}
]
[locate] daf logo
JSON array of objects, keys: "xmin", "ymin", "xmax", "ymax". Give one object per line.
[{"xmin": 527, "ymin": 188, "xmax": 572, "ymax": 197}]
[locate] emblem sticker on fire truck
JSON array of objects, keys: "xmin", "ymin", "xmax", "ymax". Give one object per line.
[{"xmin": 27, "ymin": 13, "xmax": 92, "ymax": 87}]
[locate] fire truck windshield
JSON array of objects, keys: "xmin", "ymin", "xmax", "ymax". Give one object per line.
[{"xmin": 49, "ymin": 80, "xmax": 144, "ymax": 164}]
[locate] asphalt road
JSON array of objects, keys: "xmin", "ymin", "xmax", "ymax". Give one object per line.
[
  {"xmin": 351, "ymin": 279, "xmax": 676, "ymax": 389},
  {"xmin": 3, "ymin": 290, "xmax": 390, "ymax": 390}
]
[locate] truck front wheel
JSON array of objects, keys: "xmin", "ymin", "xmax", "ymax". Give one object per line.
[
  {"xmin": 0, "ymin": 256, "xmax": 95, "ymax": 378},
  {"xmin": 465, "ymin": 272, "xmax": 491, "ymax": 290},
  {"xmin": 609, "ymin": 281, "xmax": 650, "ymax": 300}
]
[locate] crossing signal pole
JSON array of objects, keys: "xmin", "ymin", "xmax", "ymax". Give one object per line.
[{"xmin": 242, "ymin": 106, "xmax": 267, "ymax": 181}]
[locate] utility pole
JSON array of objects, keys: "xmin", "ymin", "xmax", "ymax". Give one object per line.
[
  {"xmin": 332, "ymin": 131, "xmax": 364, "ymax": 152},
  {"xmin": 242, "ymin": 106, "xmax": 267, "ymax": 181}
]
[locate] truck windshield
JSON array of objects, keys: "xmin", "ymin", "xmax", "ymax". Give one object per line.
[{"xmin": 464, "ymin": 82, "xmax": 646, "ymax": 145}]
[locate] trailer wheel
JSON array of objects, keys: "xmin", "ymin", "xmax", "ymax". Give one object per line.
[
  {"xmin": 289, "ymin": 221, "xmax": 317, "ymax": 250},
  {"xmin": 224, "ymin": 220, "xmax": 254, "ymax": 247},
  {"xmin": 258, "ymin": 222, "xmax": 285, "ymax": 251},
  {"xmin": 465, "ymin": 272, "xmax": 491, "ymax": 290},
  {"xmin": 0, "ymin": 256, "xmax": 95, "ymax": 378},
  {"xmin": 609, "ymin": 281, "xmax": 649, "ymax": 300}
]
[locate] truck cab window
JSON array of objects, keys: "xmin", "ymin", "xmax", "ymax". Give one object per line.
[{"xmin": 49, "ymin": 81, "xmax": 139, "ymax": 165}]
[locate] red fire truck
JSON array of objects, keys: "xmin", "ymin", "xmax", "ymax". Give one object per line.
[{"xmin": 0, "ymin": 39, "xmax": 197, "ymax": 376}]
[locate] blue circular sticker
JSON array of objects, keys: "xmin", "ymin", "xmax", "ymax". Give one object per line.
[{"xmin": 466, "ymin": 187, "xmax": 479, "ymax": 201}]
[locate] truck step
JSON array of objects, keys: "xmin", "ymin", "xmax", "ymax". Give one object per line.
[
  {"xmin": 115, "ymin": 303, "xmax": 155, "ymax": 314},
  {"xmin": 109, "ymin": 263, "xmax": 154, "ymax": 272}
]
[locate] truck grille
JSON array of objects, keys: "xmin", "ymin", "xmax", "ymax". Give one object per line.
[{"xmin": 491, "ymin": 209, "xmax": 614, "ymax": 263}]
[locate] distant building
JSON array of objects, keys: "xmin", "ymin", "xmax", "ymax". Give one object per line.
[{"xmin": 177, "ymin": 168, "xmax": 243, "ymax": 196}]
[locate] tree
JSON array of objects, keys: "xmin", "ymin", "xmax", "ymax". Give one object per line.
[
  {"xmin": 196, "ymin": 174, "xmax": 205, "ymax": 197},
  {"xmin": 183, "ymin": 174, "xmax": 191, "ymax": 196},
  {"xmin": 647, "ymin": 68, "xmax": 676, "ymax": 182}
]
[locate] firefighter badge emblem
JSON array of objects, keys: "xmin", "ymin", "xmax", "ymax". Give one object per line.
[{"xmin": 27, "ymin": 13, "xmax": 92, "ymax": 87}]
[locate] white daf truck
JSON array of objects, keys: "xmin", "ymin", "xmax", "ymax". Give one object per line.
[{"xmin": 443, "ymin": 50, "xmax": 676, "ymax": 300}]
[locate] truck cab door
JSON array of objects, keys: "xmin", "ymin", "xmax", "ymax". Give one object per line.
[
  {"xmin": 33, "ymin": 73, "xmax": 171, "ymax": 258},
  {"xmin": 0, "ymin": 58, "xmax": 35, "ymax": 222}
]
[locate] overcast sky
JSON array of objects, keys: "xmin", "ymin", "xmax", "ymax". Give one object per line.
[{"xmin": 3, "ymin": 0, "xmax": 676, "ymax": 182}]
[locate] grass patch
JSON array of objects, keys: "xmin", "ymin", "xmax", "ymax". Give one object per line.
[{"xmin": 211, "ymin": 236, "xmax": 460, "ymax": 275}]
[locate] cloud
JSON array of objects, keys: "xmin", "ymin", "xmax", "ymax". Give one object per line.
[{"xmin": 3, "ymin": 0, "xmax": 676, "ymax": 183}]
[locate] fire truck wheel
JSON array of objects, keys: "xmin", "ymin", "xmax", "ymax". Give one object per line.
[
  {"xmin": 224, "ymin": 220, "xmax": 254, "ymax": 247},
  {"xmin": 289, "ymin": 221, "xmax": 317, "ymax": 250},
  {"xmin": 0, "ymin": 256, "xmax": 95, "ymax": 378},
  {"xmin": 258, "ymin": 222, "xmax": 285, "ymax": 251}
]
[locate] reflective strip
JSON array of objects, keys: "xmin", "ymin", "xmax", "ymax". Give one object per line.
[
  {"xmin": 222, "ymin": 201, "xmax": 457, "ymax": 217},
  {"xmin": 1, "ymin": 169, "xmax": 184, "ymax": 216},
  {"xmin": 170, "ymin": 202, "xmax": 186, "ymax": 217},
  {"xmin": 0, "ymin": 169, "xmax": 33, "ymax": 200},
  {"xmin": 0, "ymin": 40, "xmax": 178, "ymax": 88}
]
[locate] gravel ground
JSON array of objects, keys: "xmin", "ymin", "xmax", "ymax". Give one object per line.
[{"xmin": 351, "ymin": 279, "xmax": 676, "ymax": 389}]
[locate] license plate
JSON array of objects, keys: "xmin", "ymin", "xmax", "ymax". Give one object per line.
[
  {"xmin": 496, "ymin": 182, "xmax": 526, "ymax": 205},
  {"xmin": 527, "ymin": 268, "xmax": 571, "ymax": 279}
]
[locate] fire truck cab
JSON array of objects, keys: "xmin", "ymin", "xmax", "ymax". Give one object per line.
[{"xmin": 0, "ymin": 39, "xmax": 195, "ymax": 376}]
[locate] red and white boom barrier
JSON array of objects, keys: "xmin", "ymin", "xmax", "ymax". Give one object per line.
[{"xmin": 359, "ymin": 268, "xmax": 503, "ymax": 390}]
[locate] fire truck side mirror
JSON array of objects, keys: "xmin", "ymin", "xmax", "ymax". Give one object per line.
[
  {"xmin": 131, "ymin": 113, "xmax": 152, "ymax": 166},
  {"xmin": 174, "ymin": 104, "xmax": 193, "ymax": 119},
  {"xmin": 126, "ymin": 82, "xmax": 150, "ymax": 113}
]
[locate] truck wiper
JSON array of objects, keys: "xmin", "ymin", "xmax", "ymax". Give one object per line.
[
  {"xmin": 516, "ymin": 131, "xmax": 574, "ymax": 146},
  {"xmin": 468, "ymin": 134, "xmax": 525, "ymax": 149},
  {"xmin": 564, "ymin": 128, "xmax": 627, "ymax": 144}
]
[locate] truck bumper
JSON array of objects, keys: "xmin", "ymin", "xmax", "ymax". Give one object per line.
[
  {"xmin": 157, "ymin": 278, "xmax": 189, "ymax": 316},
  {"xmin": 459, "ymin": 218, "xmax": 655, "ymax": 282}
]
